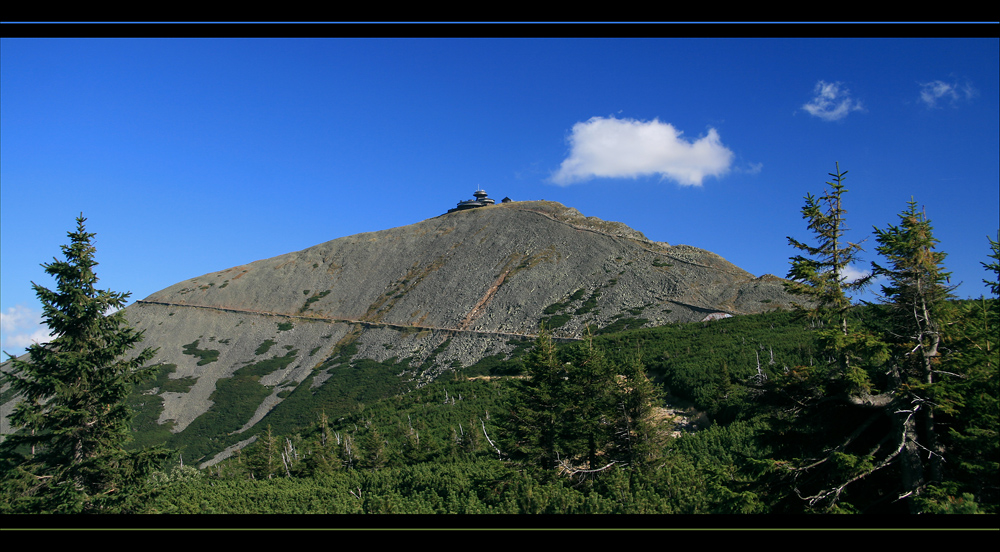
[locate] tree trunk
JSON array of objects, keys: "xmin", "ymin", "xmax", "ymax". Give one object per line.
[{"xmin": 895, "ymin": 404, "xmax": 925, "ymax": 513}]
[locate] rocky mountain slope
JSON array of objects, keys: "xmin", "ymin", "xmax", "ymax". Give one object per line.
[{"xmin": 4, "ymin": 199, "xmax": 797, "ymax": 465}]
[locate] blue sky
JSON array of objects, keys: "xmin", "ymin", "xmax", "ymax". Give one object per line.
[{"xmin": 3, "ymin": 26, "xmax": 998, "ymax": 357}]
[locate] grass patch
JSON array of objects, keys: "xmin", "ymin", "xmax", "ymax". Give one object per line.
[
  {"xmin": 596, "ymin": 317, "xmax": 649, "ymax": 335},
  {"xmin": 256, "ymin": 339, "xmax": 276, "ymax": 356},
  {"xmin": 574, "ymin": 291, "xmax": 601, "ymax": 315},
  {"xmin": 463, "ymin": 338, "xmax": 534, "ymax": 377},
  {"xmin": 543, "ymin": 301, "xmax": 567, "ymax": 315},
  {"xmin": 539, "ymin": 313, "xmax": 571, "ymax": 330},
  {"xmin": 181, "ymin": 340, "xmax": 220, "ymax": 366},
  {"xmin": 238, "ymin": 350, "xmax": 299, "ymax": 379},
  {"xmin": 299, "ymin": 290, "xmax": 332, "ymax": 313}
]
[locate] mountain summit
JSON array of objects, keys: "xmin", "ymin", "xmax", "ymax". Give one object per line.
[{"xmin": 5, "ymin": 198, "xmax": 797, "ymax": 464}]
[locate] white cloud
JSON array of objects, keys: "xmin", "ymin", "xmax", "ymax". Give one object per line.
[
  {"xmin": 4, "ymin": 327, "xmax": 54, "ymax": 349},
  {"xmin": 802, "ymin": 81, "xmax": 865, "ymax": 121},
  {"xmin": 919, "ymin": 79, "xmax": 977, "ymax": 108},
  {"xmin": 840, "ymin": 264, "xmax": 871, "ymax": 284},
  {"xmin": 1, "ymin": 305, "xmax": 54, "ymax": 353},
  {"xmin": 1, "ymin": 305, "xmax": 32, "ymax": 333},
  {"xmin": 550, "ymin": 116, "xmax": 734, "ymax": 186}
]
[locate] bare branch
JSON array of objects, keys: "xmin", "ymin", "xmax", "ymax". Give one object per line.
[
  {"xmin": 480, "ymin": 417, "xmax": 502, "ymax": 459},
  {"xmin": 798, "ymin": 408, "xmax": 917, "ymax": 509}
]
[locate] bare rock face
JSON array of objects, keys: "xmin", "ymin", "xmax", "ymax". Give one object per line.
[{"xmin": 4, "ymin": 200, "xmax": 797, "ymax": 463}]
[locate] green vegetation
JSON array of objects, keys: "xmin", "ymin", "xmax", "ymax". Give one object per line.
[
  {"xmin": 538, "ymin": 313, "xmax": 571, "ymax": 329},
  {"xmin": 539, "ymin": 287, "xmax": 605, "ymax": 330},
  {"xmin": 182, "ymin": 339, "xmax": 220, "ymax": 366},
  {"xmin": 460, "ymin": 338, "xmax": 534, "ymax": 377},
  {"xmin": 129, "ymin": 364, "xmax": 186, "ymax": 450},
  {"xmin": 760, "ymin": 166, "xmax": 997, "ymax": 513},
  {"xmin": 596, "ymin": 317, "xmax": 649, "ymax": 335},
  {"xmin": 299, "ymin": 289, "xmax": 331, "ymax": 313},
  {"xmin": 152, "ymin": 364, "xmax": 197, "ymax": 394},
  {"xmin": 16, "ymin": 293, "xmax": 998, "ymax": 515},
  {"xmin": 503, "ymin": 329, "xmax": 663, "ymax": 473},
  {"xmin": 122, "ymin": 312, "xmax": 849, "ymax": 515},
  {"xmin": 255, "ymin": 339, "xmax": 276, "ymax": 355},
  {"xmin": 239, "ymin": 349, "xmax": 299, "ymax": 379},
  {"xmin": 0, "ymin": 215, "xmax": 168, "ymax": 513},
  {"xmin": 573, "ymin": 290, "xmax": 601, "ymax": 315}
]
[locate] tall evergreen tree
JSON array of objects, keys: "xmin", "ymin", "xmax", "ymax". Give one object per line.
[
  {"xmin": 784, "ymin": 162, "xmax": 880, "ymax": 392},
  {"xmin": 914, "ymin": 232, "xmax": 998, "ymax": 513},
  {"xmin": 504, "ymin": 328, "xmax": 563, "ymax": 471},
  {"xmin": 767, "ymin": 165, "xmax": 903, "ymax": 512},
  {"xmin": 0, "ymin": 215, "xmax": 163, "ymax": 513},
  {"xmin": 769, "ymin": 190, "xmax": 984, "ymax": 513},
  {"xmin": 606, "ymin": 343, "xmax": 665, "ymax": 471},
  {"xmin": 504, "ymin": 328, "xmax": 664, "ymax": 476},
  {"xmin": 870, "ymin": 199, "xmax": 957, "ymax": 504}
]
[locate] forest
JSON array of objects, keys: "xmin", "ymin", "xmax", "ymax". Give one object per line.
[{"xmin": 1, "ymin": 169, "xmax": 998, "ymax": 522}]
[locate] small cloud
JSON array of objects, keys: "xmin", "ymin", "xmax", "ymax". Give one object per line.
[
  {"xmin": 550, "ymin": 116, "xmax": 734, "ymax": 186},
  {"xmin": 918, "ymin": 79, "xmax": 977, "ymax": 108},
  {"xmin": 840, "ymin": 264, "xmax": 871, "ymax": 284},
  {"xmin": 739, "ymin": 162, "xmax": 763, "ymax": 175},
  {"xmin": 802, "ymin": 80, "xmax": 865, "ymax": 121},
  {"xmin": 1, "ymin": 305, "xmax": 54, "ymax": 353}
]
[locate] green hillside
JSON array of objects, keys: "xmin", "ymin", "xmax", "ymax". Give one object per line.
[{"xmin": 125, "ymin": 304, "xmax": 998, "ymax": 516}]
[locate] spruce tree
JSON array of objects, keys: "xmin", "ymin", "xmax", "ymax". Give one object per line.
[
  {"xmin": 870, "ymin": 199, "xmax": 957, "ymax": 509},
  {"xmin": 607, "ymin": 345, "xmax": 664, "ymax": 471},
  {"xmin": 784, "ymin": 162, "xmax": 880, "ymax": 392},
  {"xmin": 771, "ymin": 187, "xmax": 979, "ymax": 513},
  {"xmin": 504, "ymin": 327, "xmax": 562, "ymax": 471},
  {"xmin": 504, "ymin": 328, "xmax": 663, "ymax": 476},
  {"xmin": 938, "ymin": 233, "xmax": 999, "ymax": 511},
  {"xmin": 0, "ymin": 215, "xmax": 162, "ymax": 513},
  {"xmin": 769, "ymin": 165, "xmax": 904, "ymax": 512}
]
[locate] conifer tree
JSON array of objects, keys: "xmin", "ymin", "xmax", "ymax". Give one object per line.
[
  {"xmin": 247, "ymin": 425, "xmax": 280, "ymax": 479},
  {"xmin": 0, "ymin": 215, "xmax": 163, "ymax": 513},
  {"xmin": 505, "ymin": 327, "xmax": 563, "ymax": 470},
  {"xmin": 769, "ymin": 165, "xmax": 903, "ymax": 512},
  {"xmin": 505, "ymin": 328, "xmax": 663, "ymax": 476},
  {"xmin": 607, "ymin": 345, "xmax": 665, "ymax": 471},
  {"xmin": 871, "ymin": 198, "xmax": 957, "ymax": 499},
  {"xmin": 772, "ymin": 188, "xmax": 976, "ymax": 513},
  {"xmin": 784, "ymin": 162, "xmax": 880, "ymax": 392},
  {"xmin": 556, "ymin": 334, "xmax": 616, "ymax": 471},
  {"xmin": 938, "ymin": 233, "xmax": 999, "ymax": 511}
]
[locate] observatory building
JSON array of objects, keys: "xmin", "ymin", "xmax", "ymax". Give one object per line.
[{"xmin": 448, "ymin": 189, "xmax": 511, "ymax": 214}]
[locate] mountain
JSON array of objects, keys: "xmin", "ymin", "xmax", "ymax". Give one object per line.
[{"xmin": 3, "ymin": 198, "xmax": 798, "ymax": 465}]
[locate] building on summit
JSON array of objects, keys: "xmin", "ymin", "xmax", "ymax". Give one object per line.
[{"xmin": 448, "ymin": 189, "xmax": 509, "ymax": 214}]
